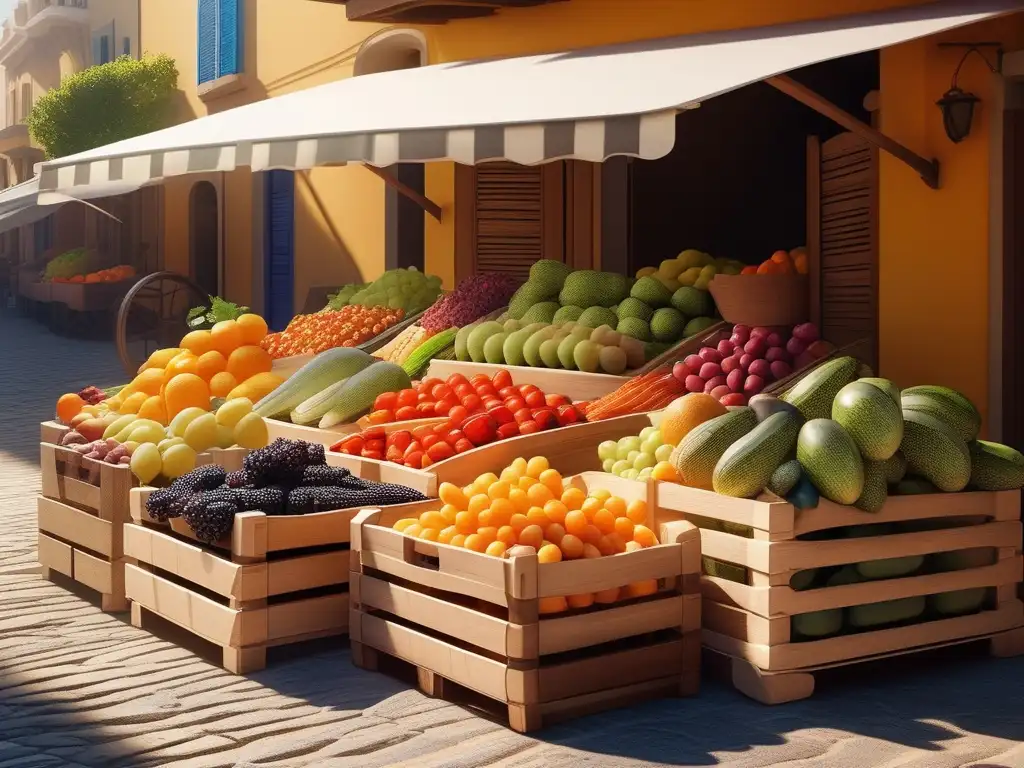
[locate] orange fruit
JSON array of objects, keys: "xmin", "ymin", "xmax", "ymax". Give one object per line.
[
  {"xmin": 580, "ymin": 525, "xmax": 602, "ymax": 545},
  {"xmin": 509, "ymin": 513, "xmax": 529, "ymax": 533},
  {"xmin": 659, "ymin": 394, "xmax": 728, "ymax": 447},
  {"xmin": 543, "ymin": 499, "xmax": 568, "ymax": 525},
  {"xmin": 633, "ymin": 525, "xmax": 658, "ymax": 548},
  {"xmin": 518, "ymin": 476, "xmax": 538, "ymax": 491},
  {"xmin": 526, "ymin": 456, "xmax": 549, "ymax": 478},
  {"xmin": 625, "ymin": 540, "xmax": 644, "ymax": 553},
  {"xmin": 485, "ymin": 541, "xmax": 507, "ymax": 558},
  {"xmin": 403, "ymin": 523, "xmax": 423, "ymax": 538},
  {"xmin": 236, "ymin": 313, "xmax": 269, "ymax": 345},
  {"xmin": 419, "ymin": 527, "xmax": 439, "ymax": 541},
  {"xmin": 559, "ymin": 533, "xmax": 584, "ymax": 559},
  {"xmin": 450, "ymin": 534, "xmax": 466, "ymax": 548},
  {"xmin": 455, "ymin": 510, "xmax": 478, "ymax": 534},
  {"xmin": 210, "ymin": 320, "xmax": 244, "ymax": 356},
  {"xmin": 581, "ymin": 497, "xmax": 602, "ymax": 517},
  {"xmin": 226, "ymin": 345, "xmax": 273, "ymax": 383},
  {"xmin": 393, "ymin": 518, "xmax": 417, "ymax": 532},
  {"xmin": 594, "ymin": 587, "xmax": 620, "ymax": 604},
  {"xmin": 526, "ymin": 482, "xmax": 554, "ymax": 507},
  {"xmin": 567, "ymin": 593, "xmax": 594, "ymax": 609},
  {"xmin": 518, "ymin": 524, "xmax": 544, "ymax": 550},
  {"xmin": 418, "ymin": 511, "xmax": 446, "ymax": 529},
  {"xmin": 209, "ymin": 371, "xmax": 238, "ymax": 398},
  {"xmin": 56, "ymin": 393, "xmax": 85, "ymax": 424},
  {"xmin": 582, "ymin": 543, "xmax": 602, "ymax": 559},
  {"xmin": 126, "ymin": 367, "xmax": 166, "ymax": 397},
  {"xmin": 477, "ymin": 527, "xmax": 498, "ymax": 544},
  {"xmin": 164, "ymin": 355, "xmax": 199, "ymax": 380},
  {"xmin": 538, "ymin": 469, "xmax": 563, "ymax": 495},
  {"xmin": 614, "ymin": 517, "xmax": 635, "ymax": 541},
  {"xmin": 179, "ymin": 330, "xmax": 214, "ymax": 357},
  {"xmin": 439, "ymin": 504, "xmax": 459, "ymax": 524},
  {"xmin": 651, "ymin": 461, "xmax": 681, "ymax": 483},
  {"xmin": 196, "ymin": 350, "xmax": 228, "ymax": 381},
  {"xmin": 468, "ymin": 493, "xmax": 490, "ymax": 516},
  {"xmin": 525, "ymin": 506, "xmax": 550, "ymax": 527},
  {"xmin": 539, "ymin": 596, "xmax": 567, "ymax": 614},
  {"xmin": 560, "ymin": 487, "xmax": 586, "ymax": 510},
  {"xmin": 626, "ymin": 580, "xmax": 659, "ymax": 598},
  {"xmin": 438, "ymin": 526, "xmax": 458, "ymax": 544},
  {"xmin": 464, "ymin": 534, "xmax": 488, "ymax": 552},
  {"xmin": 488, "ymin": 498, "xmax": 515, "ymax": 524},
  {"xmin": 487, "ymin": 480, "xmax": 511, "ymax": 500},
  {"xmin": 603, "ymin": 496, "xmax": 627, "ymax": 518},
  {"xmin": 537, "ymin": 543, "xmax": 562, "ymax": 563},
  {"xmin": 564, "ymin": 510, "xmax": 588, "ymax": 537},
  {"xmin": 496, "ymin": 526, "xmax": 517, "ymax": 546},
  {"xmin": 137, "ymin": 395, "xmax": 168, "ymax": 425},
  {"xmin": 597, "ymin": 535, "xmax": 618, "ymax": 556},
  {"xmin": 438, "ymin": 482, "xmax": 467, "ymax": 508},
  {"xmin": 626, "ymin": 499, "xmax": 648, "ymax": 525},
  {"xmin": 545, "ymin": 523, "xmax": 566, "ymax": 544},
  {"xmin": 592, "ymin": 509, "xmax": 616, "ymax": 534},
  {"xmin": 508, "ymin": 488, "xmax": 531, "ymax": 513},
  {"xmin": 163, "ymin": 373, "xmax": 210, "ymax": 419}
]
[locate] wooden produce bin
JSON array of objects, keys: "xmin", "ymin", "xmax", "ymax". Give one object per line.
[
  {"xmin": 38, "ymin": 441, "xmax": 136, "ymax": 612},
  {"xmin": 350, "ymin": 473, "xmax": 701, "ymax": 732},
  {"xmin": 124, "ymin": 453, "xmax": 433, "ymax": 673},
  {"xmin": 40, "ymin": 420, "xmax": 69, "ymax": 445},
  {"xmin": 656, "ymin": 482, "xmax": 1024, "ymax": 704}
]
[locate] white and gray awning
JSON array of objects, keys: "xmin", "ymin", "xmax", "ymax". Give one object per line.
[
  {"xmin": 0, "ymin": 176, "xmax": 139, "ymax": 234},
  {"xmin": 36, "ymin": 0, "xmax": 1024, "ymax": 195}
]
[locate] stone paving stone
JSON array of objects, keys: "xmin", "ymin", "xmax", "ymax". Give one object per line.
[{"xmin": 0, "ymin": 310, "xmax": 1023, "ymax": 768}]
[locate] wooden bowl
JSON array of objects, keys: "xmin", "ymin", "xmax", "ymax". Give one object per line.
[{"xmin": 707, "ymin": 273, "xmax": 810, "ymax": 327}]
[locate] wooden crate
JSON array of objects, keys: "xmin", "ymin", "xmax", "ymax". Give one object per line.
[
  {"xmin": 350, "ymin": 472, "xmax": 701, "ymax": 732},
  {"xmin": 656, "ymin": 481, "xmax": 1024, "ymax": 703},
  {"xmin": 125, "ymin": 486, "xmax": 353, "ymax": 674},
  {"xmin": 38, "ymin": 441, "xmax": 137, "ymax": 611},
  {"xmin": 40, "ymin": 420, "xmax": 69, "ymax": 445},
  {"xmin": 265, "ymin": 415, "xmax": 447, "ymax": 447}
]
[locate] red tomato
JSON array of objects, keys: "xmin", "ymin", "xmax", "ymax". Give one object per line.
[
  {"xmin": 373, "ymin": 392, "xmax": 398, "ymax": 411},
  {"xmin": 361, "ymin": 448, "xmax": 385, "ymax": 460},
  {"xmin": 363, "ymin": 426, "xmax": 386, "ymax": 441},
  {"xmin": 462, "ymin": 413, "xmax": 498, "ymax": 446},
  {"xmin": 420, "ymin": 454, "xmax": 434, "ymax": 468},
  {"xmin": 366, "ymin": 409, "xmax": 393, "ymax": 425},
  {"xmin": 385, "ymin": 445, "xmax": 405, "ymax": 463},
  {"xmin": 519, "ymin": 384, "xmax": 540, "ymax": 396},
  {"xmin": 470, "ymin": 374, "xmax": 491, "ymax": 388},
  {"xmin": 427, "ymin": 441, "xmax": 455, "ymax": 462},
  {"xmin": 433, "ymin": 422, "xmax": 451, "ymax": 434},
  {"xmin": 404, "ymin": 451, "xmax": 424, "ymax": 467},
  {"xmin": 460, "ymin": 394, "xmax": 482, "ymax": 413},
  {"xmin": 344, "ymin": 436, "xmax": 365, "ymax": 453},
  {"xmin": 328, "ymin": 439, "xmax": 346, "ymax": 452},
  {"xmin": 482, "ymin": 397, "xmax": 502, "ymax": 411},
  {"xmin": 519, "ymin": 419, "xmax": 541, "ymax": 434},
  {"xmin": 417, "ymin": 393, "xmax": 430, "ymax": 403},
  {"xmin": 556, "ymin": 404, "xmax": 580, "ymax": 426},
  {"xmin": 475, "ymin": 386, "xmax": 498, "ymax": 401},
  {"xmin": 514, "ymin": 407, "xmax": 533, "ymax": 425},
  {"xmin": 492, "ymin": 370, "xmax": 513, "ymax": 391},
  {"xmin": 504, "ymin": 396, "xmax": 526, "ymax": 412},
  {"xmin": 365, "ymin": 438, "xmax": 386, "ymax": 452},
  {"xmin": 447, "ymin": 405, "xmax": 469, "ymax": 426},
  {"xmin": 395, "ymin": 405, "xmax": 418, "ymax": 421},
  {"xmin": 396, "ymin": 388, "xmax": 418, "ymax": 408},
  {"xmin": 497, "ymin": 386, "xmax": 518, "ymax": 399},
  {"xmin": 446, "ymin": 373, "xmax": 469, "ymax": 389},
  {"xmin": 545, "ymin": 393, "xmax": 571, "ymax": 408},
  {"xmin": 420, "ymin": 377, "xmax": 444, "ymax": 392},
  {"xmin": 412, "ymin": 424, "xmax": 435, "ymax": 441},
  {"xmin": 534, "ymin": 409, "xmax": 559, "ymax": 431},
  {"xmin": 487, "ymin": 404, "xmax": 515, "ymax": 425},
  {"xmin": 524, "ymin": 389, "xmax": 546, "ymax": 408},
  {"xmin": 497, "ymin": 422, "xmax": 520, "ymax": 440},
  {"xmin": 436, "ymin": 397, "xmax": 458, "ymax": 416},
  {"xmin": 454, "ymin": 438, "xmax": 475, "ymax": 454},
  {"xmin": 403, "ymin": 441, "xmax": 423, "ymax": 459},
  {"xmin": 422, "ymin": 434, "xmax": 441, "ymax": 450},
  {"xmin": 431, "ymin": 383, "xmax": 453, "ymax": 401},
  {"xmin": 454, "ymin": 383, "xmax": 474, "ymax": 399},
  {"xmin": 416, "ymin": 402, "xmax": 436, "ymax": 416},
  {"xmin": 387, "ymin": 430, "xmax": 413, "ymax": 450}
]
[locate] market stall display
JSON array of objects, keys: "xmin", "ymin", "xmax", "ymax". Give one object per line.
[
  {"xmin": 261, "ymin": 305, "xmax": 407, "ymax": 358},
  {"xmin": 125, "ymin": 437, "xmax": 432, "ymax": 673},
  {"xmin": 324, "ymin": 266, "xmax": 443, "ymax": 315},
  {"xmin": 351, "ymin": 467, "xmax": 700, "ymax": 732}
]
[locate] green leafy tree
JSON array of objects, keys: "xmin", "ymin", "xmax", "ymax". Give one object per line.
[{"xmin": 27, "ymin": 54, "xmax": 179, "ymax": 160}]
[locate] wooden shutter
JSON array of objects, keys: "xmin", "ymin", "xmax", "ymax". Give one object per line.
[
  {"xmin": 265, "ymin": 171, "xmax": 295, "ymax": 332},
  {"xmin": 807, "ymin": 132, "xmax": 879, "ymax": 371},
  {"xmin": 218, "ymin": 0, "xmax": 242, "ymax": 77},
  {"xmin": 197, "ymin": 0, "xmax": 217, "ymax": 84},
  {"xmin": 455, "ymin": 160, "xmax": 599, "ymax": 282}
]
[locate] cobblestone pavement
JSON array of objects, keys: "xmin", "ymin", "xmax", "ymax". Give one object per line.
[{"xmin": 0, "ymin": 310, "xmax": 1022, "ymax": 768}]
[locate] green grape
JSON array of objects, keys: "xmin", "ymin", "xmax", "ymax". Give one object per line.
[
  {"xmin": 637, "ymin": 468, "xmax": 654, "ymax": 481},
  {"xmin": 623, "ymin": 469, "xmax": 640, "ymax": 480},
  {"xmin": 612, "ymin": 459, "xmax": 631, "ymax": 476},
  {"xmin": 655, "ymin": 443, "xmax": 674, "ymax": 463},
  {"xmin": 639, "ymin": 426, "xmax": 658, "ymax": 440},
  {"xmin": 602, "ymin": 458, "xmax": 615, "ymax": 473},
  {"xmin": 626, "ymin": 450, "xmax": 641, "ymax": 465},
  {"xmin": 597, "ymin": 440, "xmax": 617, "ymax": 461},
  {"xmin": 634, "ymin": 452, "xmax": 655, "ymax": 471}
]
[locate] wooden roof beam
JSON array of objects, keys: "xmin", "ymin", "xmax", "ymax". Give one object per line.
[
  {"xmin": 766, "ymin": 74, "xmax": 939, "ymax": 189},
  {"xmin": 364, "ymin": 164, "xmax": 443, "ymax": 221}
]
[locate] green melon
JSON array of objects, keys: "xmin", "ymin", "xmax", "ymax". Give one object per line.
[
  {"xmin": 782, "ymin": 356, "xmax": 858, "ymax": 421},
  {"xmin": 832, "ymin": 381, "xmax": 903, "ymax": 461},
  {"xmin": 768, "ymin": 459, "xmax": 802, "ymax": 497},
  {"xmin": 529, "ymin": 259, "xmax": 573, "ymax": 293},
  {"xmin": 520, "ymin": 301, "xmax": 560, "ymax": 325},
  {"xmin": 857, "ymin": 377, "xmax": 900, "ymax": 405},
  {"xmin": 671, "ymin": 286, "xmax": 714, "ymax": 318},
  {"xmin": 713, "ymin": 412, "xmax": 802, "ymax": 498},
  {"xmin": 616, "ymin": 297, "xmax": 654, "ymax": 322},
  {"xmin": 559, "ymin": 270, "xmax": 621, "ymax": 308},
  {"xmin": 901, "ymin": 385, "xmax": 981, "ymax": 441},
  {"xmin": 883, "ymin": 452, "xmax": 907, "ymax": 485},
  {"xmin": 617, "ymin": 317, "xmax": 652, "ymax": 342},
  {"xmin": 796, "ymin": 419, "xmax": 864, "ymax": 505},
  {"xmin": 854, "ymin": 460, "xmax": 888, "ymax": 513},
  {"xmin": 507, "ymin": 282, "xmax": 556, "ymax": 319},
  {"xmin": 900, "ymin": 410, "xmax": 971, "ymax": 492},
  {"xmin": 630, "ymin": 276, "xmax": 673, "ymax": 308},
  {"xmin": 848, "ymin": 596, "xmax": 926, "ymax": 628},
  {"xmin": 683, "ymin": 316, "xmax": 718, "ymax": 338},
  {"xmin": 650, "ymin": 307, "xmax": 687, "ymax": 342},
  {"xmin": 968, "ymin": 439, "xmax": 1024, "ymax": 491},
  {"xmin": 552, "ymin": 305, "xmax": 584, "ymax": 324},
  {"xmin": 577, "ymin": 306, "xmax": 618, "ymax": 330},
  {"xmin": 670, "ymin": 408, "xmax": 758, "ymax": 490}
]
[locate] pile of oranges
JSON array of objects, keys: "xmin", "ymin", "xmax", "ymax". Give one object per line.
[
  {"xmin": 392, "ymin": 456, "xmax": 662, "ymax": 613},
  {"xmin": 104, "ymin": 314, "xmax": 283, "ymax": 425},
  {"xmin": 260, "ymin": 305, "xmax": 405, "ymax": 359}
]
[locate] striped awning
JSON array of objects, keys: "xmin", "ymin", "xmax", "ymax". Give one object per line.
[
  {"xmin": 36, "ymin": 0, "xmax": 1023, "ymax": 195},
  {"xmin": 0, "ymin": 176, "xmax": 137, "ymax": 234}
]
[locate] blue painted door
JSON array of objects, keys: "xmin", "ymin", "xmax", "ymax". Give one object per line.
[{"xmin": 264, "ymin": 171, "xmax": 295, "ymax": 332}]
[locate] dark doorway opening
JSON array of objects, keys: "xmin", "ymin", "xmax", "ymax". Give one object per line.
[{"xmin": 189, "ymin": 181, "xmax": 219, "ymax": 298}]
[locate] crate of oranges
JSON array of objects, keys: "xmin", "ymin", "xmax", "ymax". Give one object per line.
[{"xmin": 349, "ymin": 459, "xmax": 701, "ymax": 733}]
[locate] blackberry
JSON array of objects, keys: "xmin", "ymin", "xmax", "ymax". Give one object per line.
[
  {"xmin": 243, "ymin": 438, "xmax": 310, "ymax": 487},
  {"xmin": 145, "ymin": 486, "xmax": 187, "ymax": 522},
  {"xmin": 182, "ymin": 489, "xmax": 239, "ymax": 543},
  {"xmin": 170, "ymin": 464, "xmax": 228, "ymax": 494},
  {"xmin": 232, "ymin": 486, "xmax": 287, "ymax": 516},
  {"xmin": 285, "ymin": 483, "xmax": 428, "ymax": 515},
  {"xmin": 305, "ymin": 442, "xmax": 326, "ymax": 466},
  {"xmin": 300, "ymin": 464, "xmax": 352, "ymax": 487},
  {"xmin": 287, "ymin": 486, "xmax": 316, "ymax": 516},
  {"xmin": 225, "ymin": 469, "xmax": 251, "ymax": 488}
]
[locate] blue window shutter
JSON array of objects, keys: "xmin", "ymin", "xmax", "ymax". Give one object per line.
[
  {"xmin": 264, "ymin": 171, "xmax": 295, "ymax": 333},
  {"xmin": 99, "ymin": 35, "xmax": 110, "ymax": 65},
  {"xmin": 197, "ymin": 0, "xmax": 217, "ymax": 84},
  {"xmin": 91, "ymin": 34, "xmax": 102, "ymax": 66},
  {"xmin": 218, "ymin": 0, "xmax": 241, "ymax": 77}
]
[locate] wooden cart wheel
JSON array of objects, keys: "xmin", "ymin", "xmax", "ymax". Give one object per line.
[{"xmin": 116, "ymin": 271, "xmax": 209, "ymax": 377}]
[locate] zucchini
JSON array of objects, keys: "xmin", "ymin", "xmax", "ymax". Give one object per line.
[
  {"xmin": 254, "ymin": 347, "xmax": 374, "ymax": 419},
  {"xmin": 401, "ymin": 328, "xmax": 458, "ymax": 377},
  {"xmin": 319, "ymin": 362, "xmax": 412, "ymax": 428},
  {"xmin": 290, "ymin": 378, "xmax": 352, "ymax": 426}
]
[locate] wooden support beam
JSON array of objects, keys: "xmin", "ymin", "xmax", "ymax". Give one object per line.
[
  {"xmin": 766, "ymin": 74, "xmax": 940, "ymax": 190},
  {"xmin": 364, "ymin": 164, "xmax": 443, "ymax": 221}
]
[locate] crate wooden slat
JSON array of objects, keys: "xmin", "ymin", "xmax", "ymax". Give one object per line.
[
  {"xmin": 656, "ymin": 481, "xmax": 1024, "ymax": 703},
  {"xmin": 423, "ymin": 360, "xmax": 624, "ymax": 402},
  {"xmin": 350, "ymin": 473, "xmax": 701, "ymax": 732},
  {"xmin": 127, "ymin": 488, "xmax": 355, "ymax": 674},
  {"xmin": 40, "ymin": 420, "xmax": 69, "ymax": 445},
  {"xmin": 38, "ymin": 440, "xmax": 135, "ymax": 612}
]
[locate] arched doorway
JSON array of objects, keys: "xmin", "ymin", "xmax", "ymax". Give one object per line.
[
  {"xmin": 354, "ymin": 30, "xmax": 427, "ymax": 271},
  {"xmin": 189, "ymin": 181, "xmax": 219, "ymax": 298}
]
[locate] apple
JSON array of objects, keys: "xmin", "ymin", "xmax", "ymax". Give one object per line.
[
  {"xmin": 739, "ymin": 353, "xmax": 755, "ymax": 372},
  {"xmin": 766, "ymin": 332, "xmax": 784, "ymax": 348},
  {"xmin": 699, "ymin": 347, "xmax": 723, "ymax": 364},
  {"xmin": 709, "ymin": 384, "xmax": 732, "ymax": 400},
  {"xmin": 750, "ymin": 327, "xmax": 772, "ymax": 339},
  {"xmin": 786, "ymin": 336, "xmax": 807, "ymax": 357},
  {"xmin": 720, "ymin": 392, "xmax": 747, "ymax": 407},
  {"xmin": 765, "ymin": 347, "xmax": 789, "ymax": 363},
  {"xmin": 732, "ymin": 325, "xmax": 751, "ymax": 342},
  {"xmin": 744, "ymin": 337, "xmax": 767, "ymax": 358},
  {"xmin": 748, "ymin": 359, "xmax": 771, "ymax": 379},
  {"xmin": 743, "ymin": 375, "xmax": 765, "ymax": 395},
  {"xmin": 77, "ymin": 418, "xmax": 107, "ymax": 442},
  {"xmin": 792, "ymin": 323, "xmax": 820, "ymax": 342},
  {"xmin": 726, "ymin": 368, "xmax": 745, "ymax": 392},
  {"xmin": 721, "ymin": 356, "xmax": 740, "ymax": 374},
  {"xmin": 673, "ymin": 361, "xmax": 691, "ymax": 383},
  {"xmin": 685, "ymin": 375, "xmax": 705, "ymax": 393},
  {"xmin": 684, "ymin": 354, "xmax": 704, "ymax": 374},
  {"xmin": 717, "ymin": 339, "xmax": 735, "ymax": 357},
  {"xmin": 699, "ymin": 362, "xmax": 722, "ymax": 380},
  {"xmin": 770, "ymin": 360, "xmax": 792, "ymax": 380},
  {"xmin": 704, "ymin": 375, "xmax": 727, "ymax": 393}
]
